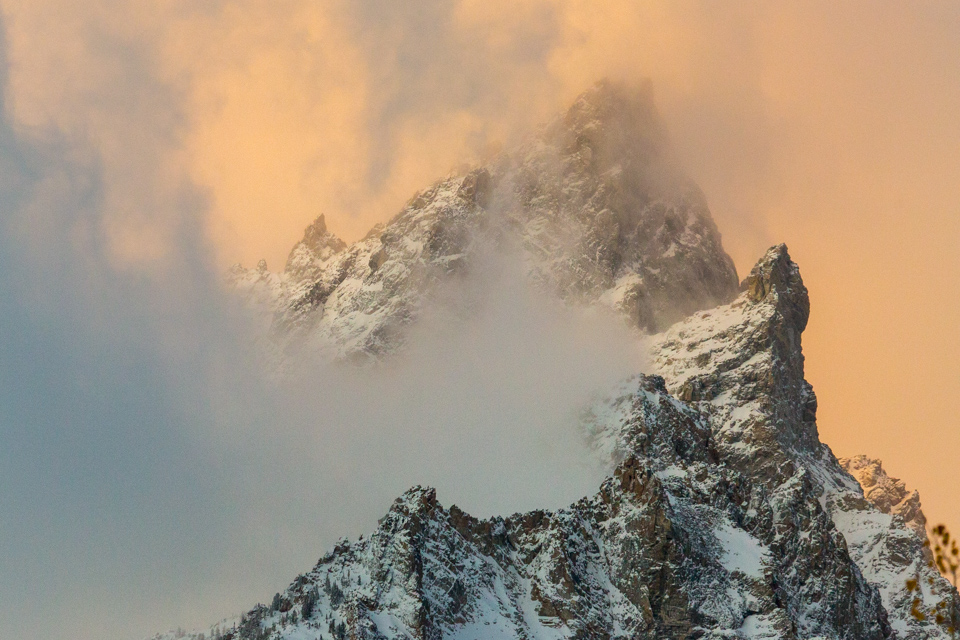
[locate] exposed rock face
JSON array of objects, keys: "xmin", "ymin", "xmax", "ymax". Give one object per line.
[
  {"xmin": 229, "ymin": 81, "xmax": 739, "ymax": 360},
  {"xmin": 285, "ymin": 214, "xmax": 348, "ymax": 282},
  {"xmin": 840, "ymin": 456, "xmax": 927, "ymax": 537},
  {"xmin": 646, "ymin": 245, "xmax": 958, "ymax": 638},
  {"xmin": 161, "ymin": 246, "xmax": 959, "ymax": 640},
  {"xmin": 833, "ymin": 455, "xmax": 951, "ymax": 636},
  {"xmin": 502, "ymin": 80, "xmax": 739, "ymax": 332}
]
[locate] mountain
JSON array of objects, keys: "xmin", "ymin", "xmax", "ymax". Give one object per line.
[
  {"xmin": 163, "ymin": 82, "xmax": 958, "ymax": 639},
  {"xmin": 230, "ymin": 80, "xmax": 738, "ymax": 361}
]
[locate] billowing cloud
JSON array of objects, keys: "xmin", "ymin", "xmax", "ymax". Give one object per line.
[{"xmin": 0, "ymin": 7, "xmax": 641, "ymax": 639}]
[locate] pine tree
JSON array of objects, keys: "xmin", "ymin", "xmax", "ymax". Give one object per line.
[
  {"xmin": 301, "ymin": 586, "xmax": 320, "ymax": 620},
  {"xmin": 328, "ymin": 580, "xmax": 344, "ymax": 607}
]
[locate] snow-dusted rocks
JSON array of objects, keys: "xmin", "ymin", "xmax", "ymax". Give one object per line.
[
  {"xmin": 648, "ymin": 244, "xmax": 957, "ymax": 638},
  {"xmin": 833, "ymin": 456, "xmax": 953, "ymax": 638},
  {"xmin": 169, "ymin": 82, "xmax": 958, "ymax": 640},
  {"xmin": 168, "ymin": 245, "xmax": 959, "ymax": 640},
  {"xmin": 229, "ymin": 81, "xmax": 739, "ymax": 361},
  {"xmin": 500, "ymin": 80, "xmax": 739, "ymax": 333},
  {"xmin": 839, "ymin": 456, "xmax": 927, "ymax": 537}
]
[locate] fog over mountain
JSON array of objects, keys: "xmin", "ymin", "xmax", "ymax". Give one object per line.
[
  {"xmin": 1, "ymin": 4, "xmax": 959, "ymax": 640},
  {"xmin": 155, "ymin": 83, "xmax": 958, "ymax": 640}
]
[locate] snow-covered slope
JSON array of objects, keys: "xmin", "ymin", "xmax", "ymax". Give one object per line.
[
  {"xmin": 834, "ymin": 456, "xmax": 950, "ymax": 635},
  {"xmin": 230, "ymin": 81, "xmax": 739, "ymax": 361}
]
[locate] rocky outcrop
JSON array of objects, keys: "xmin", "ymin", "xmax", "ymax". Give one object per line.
[
  {"xmin": 840, "ymin": 456, "xmax": 927, "ymax": 537},
  {"xmin": 646, "ymin": 244, "xmax": 958, "ymax": 639},
  {"xmin": 650, "ymin": 244, "xmax": 819, "ymax": 481},
  {"xmin": 284, "ymin": 214, "xmax": 348, "ymax": 281},
  {"xmin": 832, "ymin": 455, "xmax": 954, "ymax": 637},
  {"xmin": 502, "ymin": 80, "xmax": 739, "ymax": 332},
  {"xmin": 229, "ymin": 80, "xmax": 739, "ymax": 361}
]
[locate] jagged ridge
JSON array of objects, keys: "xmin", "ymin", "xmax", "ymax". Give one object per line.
[
  {"xmin": 184, "ymin": 81, "xmax": 960, "ymax": 640},
  {"xmin": 162, "ymin": 246, "xmax": 959, "ymax": 640},
  {"xmin": 230, "ymin": 81, "xmax": 739, "ymax": 361}
]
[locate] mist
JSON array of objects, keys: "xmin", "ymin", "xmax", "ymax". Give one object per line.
[
  {"xmin": 172, "ymin": 243, "xmax": 643, "ymax": 640},
  {"xmin": 0, "ymin": 14, "xmax": 641, "ymax": 637},
  {"xmin": 0, "ymin": 131, "xmax": 641, "ymax": 640}
]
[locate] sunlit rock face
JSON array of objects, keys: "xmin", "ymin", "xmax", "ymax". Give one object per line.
[
  {"xmin": 840, "ymin": 456, "xmax": 927, "ymax": 538},
  {"xmin": 169, "ymin": 83, "xmax": 960, "ymax": 640},
  {"xmin": 229, "ymin": 80, "xmax": 739, "ymax": 361}
]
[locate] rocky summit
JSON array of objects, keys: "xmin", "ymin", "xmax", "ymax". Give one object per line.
[
  {"xmin": 230, "ymin": 80, "xmax": 738, "ymax": 361},
  {"xmin": 166, "ymin": 82, "xmax": 958, "ymax": 639}
]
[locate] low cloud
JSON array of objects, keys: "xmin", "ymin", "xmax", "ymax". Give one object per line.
[{"xmin": 0, "ymin": 20, "xmax": 641, "ymax": 634}]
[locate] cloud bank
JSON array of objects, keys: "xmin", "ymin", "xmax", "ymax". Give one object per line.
[{"xmin": 0, "ymin": 9, "xmax": 640, "ymax": 638}]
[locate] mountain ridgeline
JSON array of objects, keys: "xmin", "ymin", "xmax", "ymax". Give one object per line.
[
  {"xmin": 231, "ymin": 80, "xmax": 738, "ymax": 360},
  {"xmin": 173, "ymin": 81, "xmax": 957, "ymax": 639}
]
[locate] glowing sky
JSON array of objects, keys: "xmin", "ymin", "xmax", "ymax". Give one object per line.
[{"xmin": 1, "ymin": 2, "xmax": 959, "ymax": 639}]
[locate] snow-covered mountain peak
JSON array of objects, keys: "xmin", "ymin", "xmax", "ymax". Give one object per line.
[
  {"xmin": 229, "ymin": 81, "xmax": 739, "ymax": 361},
  {"xmin": 173, "ymin": 245, "xmax": 960, "ymax": 640},
  {"xmin": 172, "ymin": 84, "xmax": 960, "ymax": 640}
]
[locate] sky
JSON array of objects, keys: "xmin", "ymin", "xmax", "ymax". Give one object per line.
[{"xmin": 0, "ymin": 1, "xmax": 959, "ymax": 639}]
